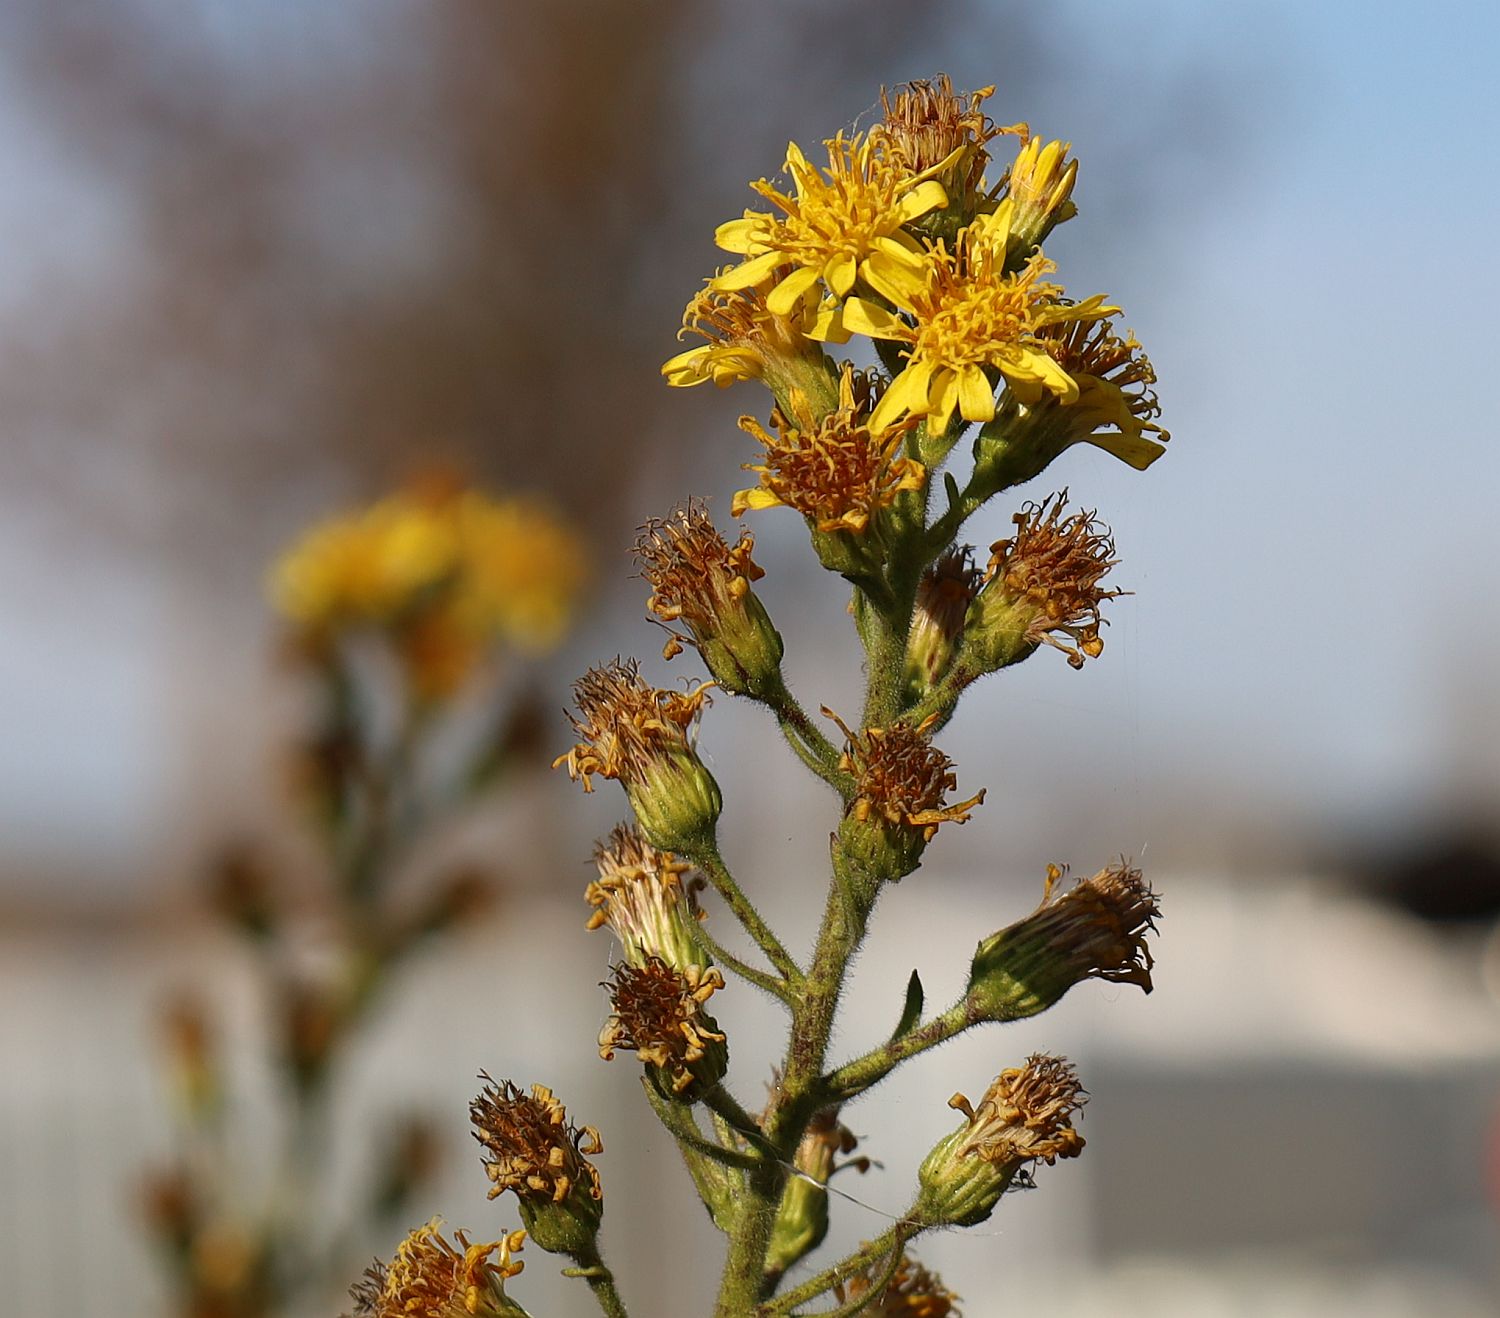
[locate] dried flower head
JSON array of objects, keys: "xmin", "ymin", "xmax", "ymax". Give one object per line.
[
  {"xmin": 905, "ymin": 546, "xmax": 983, "ymax": 694},
  {"xmin": 917, "ymin": 1054, "xmax": 1086, "ymax": 1226},
  {"xmin": 968, "ymin": 861, "xmax": 1160, "ymax": 1019},
  {"xmin": 734, "ymin": 367, "xmax": 924, "ymax": 537},
  {"xmin": 831, "ymin": 711, "xmax": 984, "ymax": 842},
  {"xmin": 470, "ymin": 1077, "xmax": 604, "ymax": 1208},
  {"xmin": 711, "ymin": 132, "xmax": 950, "ymax": 316},
  {"xmin": 635, "ymin": 503, "xmax": 784, "ymax": 695},
  {"xmin": 838, "ymin": 1251, "xmax": 962, "ymax": 1317},
  {"xmin": 599, "ymin": 956, "xmax": 727, "ymax": 1096},
  {"xmin": 555, "ymin": 659, "xmax": 721, "ymax": 851},
  {"xmin": 879, "ymin": 74, "xmax": 1014, "ymax": 227},
  {"xmin": 351, "ymin": 1219, "xmax": 526, "ymax": 1318},
  {"xmin": 663, "ymin": 274, "xmax": 826, "ymax": 397},
  {"xmin": 585, "ymin": 824, "xmax": 705, "ymax": 970},
  {"xmin": 968, "ymin": 492, "xmax": 1122, "ymax": 670}
]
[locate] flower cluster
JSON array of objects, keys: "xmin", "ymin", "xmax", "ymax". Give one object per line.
[
  {"xmin": 348, "ymin": 1219, "xmax": 528, "ymax": 1318},
  {"xmin": 271, "ymin": 478, "xmax": 588, "ymax": 699}
]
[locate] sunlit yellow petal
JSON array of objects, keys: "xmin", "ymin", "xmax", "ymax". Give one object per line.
[
  {"xmin": 839, "ymin": 295, "xmax": 907, "ymax": 340},
  {"xmin": 862, "ymin": 250, "xmax": 928, "ymax": 311},
  {"xmin": 824, "ymin": 251, "xmax": 857, "ymax": 297},
  {"xmin": 661, "ymin": 346, "xmax": 711, "ymax": 387},
  {"xmin": 710, "ymin": 250, "xmax": 785, "ymax": 291},
  {"xmin": 929, "ymin": 369, "xmax": 959, "ymax": 434},
  {"xmin": 807, "ymin": 303, "xmax": 853, "ymax": 344},
  {"xmin": 957, "ymin": 364, "xmax": 996, "ymax": 423},
  {"xmin": 766, "ymin": 265, "xmax": 823, "ymax": 317},
  {"xmin": 731, "ymin": 486, "xmax": 784, "ymax": 517},
  {"xmin": 1082, "ymin": 432, "xmax": 1168, "ymax": 470},
  {"xmin": 894, "ymin": 178, "xmax": 949, "ymax": 223},
  {"xmin": 714, "ymin": 215, "xmax": 769, "ymax": 255}
]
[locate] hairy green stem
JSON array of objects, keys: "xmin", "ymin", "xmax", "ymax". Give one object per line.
[
  {"xmin": 695, "ymin": 847, "xmax": 804, "ymax": 988},
  {"xmin": 758, "ymin": 1223, "xmax": 913, "ymax": 1316},
  {"xmin": 821, "ymin": 997, "xmax": 978, "ymax": 1103},
  {"xmin": 564, "ymin": 1249, "xmax": 630, "ymax": 1318}
]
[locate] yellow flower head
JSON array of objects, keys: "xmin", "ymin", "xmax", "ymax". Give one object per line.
[
  {"xmin": 663, "ymin": 272, "xmax": 825, "ymax": 391},
  {"xmin": 1003, "ymin": 134, "xmax": 1079, "ymax": 259},
  {"xmin": 1026, "ymin": 315, "xmax": 1170, "ymax": 470},
  {"xmin": 733, "ymin": 367, "xmax": 925, "ymax": 535},
  {"xmin": 470, "ymin": 1077, "xmax": 604, "ymax": 1208},
  {"xmin": 838, "ymin": 1251, "xmax": 962, "ymax": 1317},
  {"xmin": 821, "ymin": 206, "xmax": 1117, "ymax": 435},
  {"xmin": 976, "ymin": 491, "xmax": 1122, "ymax": 668},
  {"xmin": 269, "ymin": 480, "xmax": 587, "ymax": 699},
  {"xmin": 598, "ymin": 956, "xmax": 727, "ymax": 1095},
  {"xmin": 711, "ymin": 132, "xmax": 951, "ymax": 317},
  {"xmin": 352, "ymin": 1219, "xmax": 526, "ymax": 1318}
]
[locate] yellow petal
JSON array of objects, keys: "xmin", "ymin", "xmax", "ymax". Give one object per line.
[
  {"xmin": 766, "ymin": 265, "xmax": 822, "ymax": 317},
  {"xmin": 661, "ymin": 347, "xmax": 710, "ymax": 387},
  {"xmin": 928, "ymin": 369, "xmax": 959, "ymax": 434},
  {"xmin": 714, "ymin": 215, "xmax": 769, "ymax": 255},
  {"xmin": 807, "ymin": 303, "xmax": 853, "ymax": 345},
  {"xmin": 731, "ymin": 486, "xmax": 783, "ymax": 517},
  {"xmin": 824, "ymin": 251, "xmax": 857, "ymax": 297},
  {"xmin": 870, "ymin": 360, "xmax": 931, "ymax": 431},
  {"xmin": 1004, "ymin": 347, "xmax": 1079, "ymax": 403},
  {"xmin": 895, "ymin": 178, "xmax": 949, "ymax": 224},
  {"xmin": 957, "ymin": 364, "xmax": 996, "ymax": 423},
  {"xmin": 1083, "ymin": 433, "xmax": 1169, "ymax": 470},
  {"xmin": 839, "ymin": 295, "xmax": 907, "ymax": 341},
  {"xmin": 861, "ymin": 250, "xmax": 927, "ymax": 311},
  {"xmin": 710, "ymin": 250, "xmax": 784, "ymax": 291}
]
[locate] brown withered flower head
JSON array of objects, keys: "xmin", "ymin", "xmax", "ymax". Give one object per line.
[
  {"xmin": 831, "ymin": 711, "xmax": 984, "ymax": 839},
  {"xmin": 663, "ymin": 271, "xmax": 826, "ymax": 398},
  {"xmin": 598, "ymin": 956, "xmax": 727, "ymax": 1096},
  {"xmin": 916, "ymin": 1053, "xmax": 1086, "ymax": 1226},
  {"xmin": 967, "ymin": 861, "xmax": 1160, "ymax": 1020},
  {"xmin": 734, "ymin": 366, "xmax": 924, "ymax": 539},
  {"xmin": 905, "ymin": 546, "xmax": 983, "ymax": 694},
  {"xmin": 878, "ymin": 74, "xmax": 1015, "ymax": 227},
  {"xmin": 973, "ymin": 491, "xmax": 1122, "ymax": 669},
  {"xmin": 348, "ymin": 1218, "xmax": 526, "ymax": 1318},
  {"xmin": 838, "ymin": 1251, "xmax": 962, "ymax": 1317},
  {"xmin": 470, "ymin": 1077, "xmax": 604, "ymax": 1207},
  {"xmin": 585, "ymin": 823, "xmax": 705, "ymax": 971},
  {"xmin": 635, "ymin": 503, "xmax": 784, "ymax": 696},
  {"xmin": 555, "ymin": 659, "xmax": 721, "ymax": 852}
]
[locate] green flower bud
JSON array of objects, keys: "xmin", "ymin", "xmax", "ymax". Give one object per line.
[
  {"xmin": 968, "ymin": 862, "xmax": 1159, "ymax": 1021},
  {"xmin": 636, "ymin": 504, "xmax": 785, "ymax": 699},
  {"xmin": 903, "ymin": 547, "xmax": 982, "ymax": 703},
  {"xmin": 766, "ymin": 1109, "xmax": 868, "ymax": 1281},
  {"xmin": 915, "ymin": 1054, "xmax": 1086, "ymax": 1227}
]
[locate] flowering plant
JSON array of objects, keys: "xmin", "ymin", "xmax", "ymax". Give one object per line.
[{"xmin": 350, "ymin": 76, "xmax": 1163, "ymax": 1318}]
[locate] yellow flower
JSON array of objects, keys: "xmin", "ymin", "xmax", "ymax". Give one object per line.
[
  {"xmin": 662, "ymin": 272, "xmax": 826, "ymax": 393},
  {"xmin": 1003, "ymin": 134, "xmax": 1079, "ymax": 260},
  {"xmin": 733, "ymin": 367, "xmax": 924, "ymax": 535},
  {"xmin": 818, "ymin": 204, "xmax": 1116, "ymax": 435},
  {"xmin": 269, "ymin": 480, "xmax": 587, "ymax": 698},
  {"xmin": 711, "ymin": 132, "xmax": 951, "ymax": 317}
]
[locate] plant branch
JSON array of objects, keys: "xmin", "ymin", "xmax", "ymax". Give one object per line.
[
  {"xmin": 820, "ymin": 997, "xmax": 979, "ymax": 1103},
  {"xmin": 758, "ymin": 1222, "xmax": 915, "ymax": 1316},
  {"xmin": 694, "ymin": 847, "xmax": 804, "ymax": 988}
]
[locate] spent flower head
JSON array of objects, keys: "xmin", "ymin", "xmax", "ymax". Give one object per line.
[
  {"xmin": 837, "ymin": 1251, "xmax": 962, "ymax": 1317},
  {"xmin": 916, "ymin": 1054, "xmax": 1086, "ymax": 1226},
  {"xmin": 556, "ymin": 659, "xmax": 721, "ymax": 852},
  {"xmin": 734, "ymin": 366, "xmax": 924, "ymax": 563},
  {"xmin": 963, "ymin": 492, "xmax": 1121, "ymax": 672},
  {"xmin": 968, "ymin": 861, "xmax": 1160, "ymax": 1019},
  {"xmin": 470, "ymin": 1077, "xmax": 604, "ymax": 1255},
  {"xmin": 350, "ymin": 1219, "xmax": 527, "ymax": 1318},
  {"xmin": 598, "ymin": 956, "xmax": 728, "ymax": 1097},
  {"xmin": 635, "ymin": 503, "xmax": 784, "ymax": 697},
  {"xmin": 585, "ymin": 823, "xmax": 705, "ymax": 970},
  {"xmin": 830, "ymin": 710, "xmax": 984, "ymax": 879},
  {"xmin": 905, "ymin": 546, "xmax": 983, "ymax": 698}
]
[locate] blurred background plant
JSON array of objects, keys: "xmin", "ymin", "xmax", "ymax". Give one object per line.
[{"xmin": 140, "ymin": 478, "xmax": 586, "ymax": 1318}]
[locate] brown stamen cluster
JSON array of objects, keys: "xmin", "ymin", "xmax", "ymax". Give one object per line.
[
  {"xmin": 555, "ymin": 660, "xmax": 712, "ymax": 791},
  {"xmin": 949, "ymin": 1054, "xmax": 1086, "ymax": 1168},
  {"xmin": 830, "ymin": 710, "xmax": 985, "ymax": 841},
  {"xmin": 635, "ymin": 503, "xmax": 765, "ymax": 660},
  {"xmin": 878, "ymin": 73, "xmax": 1010, "ymax": 207},
  {"xmin": 1031, "ymin": 861, "xmax": 1160, "ymax": 991},
  {"xmin": 840, "ymin": 1251, "xmax": 962, "ymax": 1317},
  {"xmin": 984, "ymin": 491, "xmax": 1121, "ymax": 668},
  {"xmin": 598, "ymin": 957, "xmax": 726, "ymax": 1094},
  {"xmin": 470, "ymin": 1077, "xmax": 604, "ymax": 1206},
  {"xmin": 735, "ymin": 369, "xmax": 924, "ymax": 534}
]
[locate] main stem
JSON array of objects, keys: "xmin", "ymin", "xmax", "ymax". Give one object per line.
[{"xmin": 712, "ymin": 599, "xmax": 913, "ymax": 1316}]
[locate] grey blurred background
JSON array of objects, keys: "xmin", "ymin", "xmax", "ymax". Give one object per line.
[{"xmin": 3, "ymin": 1, "xmax": 1500, "ymax": 1314}]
